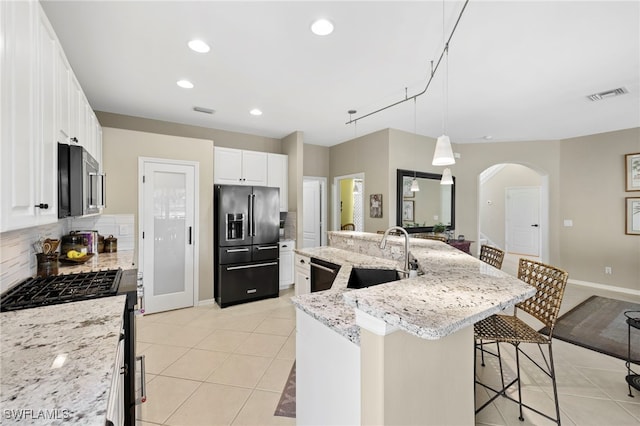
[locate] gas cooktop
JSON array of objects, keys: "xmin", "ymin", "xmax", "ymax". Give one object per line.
[{"xmin": 0, "ymin": 269, "xmax": 122, "ymax": 312}]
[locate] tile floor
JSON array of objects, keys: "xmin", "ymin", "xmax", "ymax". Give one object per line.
[{"xmin": 135, "ymin": 270, "xmax": 640, "ymax": 426}]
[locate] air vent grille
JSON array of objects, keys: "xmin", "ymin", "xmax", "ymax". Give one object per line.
[
  {"xmin": 587, "ymin": 87, "xmax": 628, "ymax": 101},
  {"xmin": 193, "ymin": 106, "xmax": 215, "ymax": 114}
]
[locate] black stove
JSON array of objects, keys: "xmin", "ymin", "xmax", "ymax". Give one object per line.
[{"xmin": 0, "ymin": 269, "xmax": 122, "ymax": 312}]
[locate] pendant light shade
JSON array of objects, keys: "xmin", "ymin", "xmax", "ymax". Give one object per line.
[
  {"xmin": 441, "ymin": 167, "xmax": 453, "ymax": 185},
  {"xmin": 410, "ymin": 178, "xmax": 420, "ymax": 192},
  {"xmin": 432, "ymin": 135, "xmax": 455, "ymax": 166}
]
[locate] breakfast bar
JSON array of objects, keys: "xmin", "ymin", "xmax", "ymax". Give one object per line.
[{"xmin": 292, "ymin": 232, "xmax": 535, "ymax": 425}]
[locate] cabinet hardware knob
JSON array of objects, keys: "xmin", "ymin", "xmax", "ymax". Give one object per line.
[{"xmin": 35, "ymin": 203, "xmax": 49, "ymax": 209}]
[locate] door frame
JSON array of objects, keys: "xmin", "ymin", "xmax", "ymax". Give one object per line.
[
  {"xmin": 303, "ymin": 176, "xmax": 328, "ymax": 247},
  {"xmin": 137, "ymin": 157, "xmax": 200, "ymax": 308},
  {"xmin": 476, "ymin": 165, "xmax": 549, "ymax": 263},
  {"xmin": 333, "ymin": 173, "xmax": 365, "ymax": 231}
]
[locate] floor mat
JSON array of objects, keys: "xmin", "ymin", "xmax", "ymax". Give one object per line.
[
  {"xmin": 540, "ymin": 295, "xmax": 640, "ymax": 362},
  {"xmin": 274, "ymin": 361, "xmax": 296, "ymax": 418}
]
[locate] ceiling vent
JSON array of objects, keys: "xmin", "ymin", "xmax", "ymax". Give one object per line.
[
  {"xmin": 193, "ymin": 106, "xmax": 215, "ymax": 114},
  {"xmin": 587, "ymin": 87, "xmax": 628, "ymax": 101}
]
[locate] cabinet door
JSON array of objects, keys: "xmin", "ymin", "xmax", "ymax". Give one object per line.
[
  {"xmin": 1, "ymin": 0, "xmax": 39, "ymax": 231},
  {"xmin": 242, "ymin": 150, "xmax": 267, "ymax": 186},
  {"xmin": 214, "ymin": 147, "xmax": 243, "ymax": 184},
  {"xmin": 267, "ymin": 153, "xmax": 288, "ymax": 212},
  {"xmin": 294, "ymin": 254, "xmax": 310, "ymax": 296},
  {"xmin": 55, "ymin": 45, "xmax": 70, "ymax": 142},
  {"xmin": 279, "ymin": 242, "xmax": 295, "ymax": 288},
  {"xmin": 68, "ymin": 75, "xmax": 82, "ymax": 146},
  {"xmin": 36, "ymin": 6, "xmax": 59, "ymax": 225}
]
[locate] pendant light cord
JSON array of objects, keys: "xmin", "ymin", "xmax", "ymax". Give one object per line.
[{"xmin": 346, "ymin": 0, "xmax": 470, "ymax": 126}]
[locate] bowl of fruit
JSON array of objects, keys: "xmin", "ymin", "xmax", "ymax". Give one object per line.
[{"xmin": 59, "ymin": 250, "xmax": 94, "ymax": 264}]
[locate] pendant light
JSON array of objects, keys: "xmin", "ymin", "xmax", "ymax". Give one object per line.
[
  {"xmin": 432, "ymin": 0, "xmax": 455, "ymax": 167},
  {"xmin": 410, "ymin": 98, "xmax": 420, "ymax": 192},
  {"xmin": 441, "ymin": 167, "xmax": 453, "ymax": 185}
]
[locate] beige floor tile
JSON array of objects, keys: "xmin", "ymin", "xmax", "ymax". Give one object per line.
[
  {"xmin": 135, "ymin": 421, "xmax": 161, "ymax": 426},
  {"xmin": 144, "ymin": 306, "xmax": 207, "ymax": 326},
  {"xmin": 165, "ymin": 382, "xmax": 252, "ymax": 426},
  {"xmin": 206, "ymin": 353, "xmax": 272, "ymax": 388},
  {"xmin": 195, "ymin": 329, "xmax": 251, "ymax": 353},
  {"xmin": 254, "ymin": 317, "xmax": 295, "ymax": 337},
  {"xmin": 276, "ymin": 334, "xmax": 296, "ymax": 360},
  {"xmin": 138, "ymin": 322, "xmax": 213, "ymax": 347},
  {"xmin": 267, "ymin": 305, "xmax": 296, "ymax": 320},
  {"xmin": 618, "ymin": 400, "xmax": 640, "ymax": 421},
  {"xmin": 138, "ymin": 344, "xmax": 190, "ymax": 375},
  {"xmin": 161, "ymin": 348, "xmax": 230, "ymax": 381},
  {"xmin": 216, "ymin": 313, "xmax": 270, "ymax": 333},
  {"xmin": 232, "ymin": 389, "xmax": 296, "ymax": 426},
  {"xmin": 559, "ymin": 394, "xmax": 639, "ymax": 425},
  {"xmin": 574, "ymin": 366, "xmax": 640, "ymax": 402},
  {"xmin": 235, "ymin": 332, "xmax": 287, "ymax": 357},
  {"xmin": 256, "ymin": 358, "xmax": 295, "ymax": 392},
  {"xmin": 138, "ymin": 375, "xmax": 200, "ymax": 424},
  {"xmin": 136, "ymin": 341, "xmax": 152, "ymax": 355}
]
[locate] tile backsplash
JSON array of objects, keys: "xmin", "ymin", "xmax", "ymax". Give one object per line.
[{"xmin": 0, "ymin": 214, "xmax": 135, "ymax": 293}]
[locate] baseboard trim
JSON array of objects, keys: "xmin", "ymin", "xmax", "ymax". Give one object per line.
[
  {"xmin": 197, "ymin": 298, "xmax": 217, "ymax": 307},
  {"xmin": 568, "ymin": 278, "xmax": 640, "ymax": 297}
]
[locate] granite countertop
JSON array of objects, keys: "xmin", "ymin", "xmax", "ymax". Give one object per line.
[
  {"xmin": 292, "ymin": 233, "xmax": 536, "ymax": 345},
  {"xmin": 0, "ymin": 296, "xmax": 127, "ymax": 425},
  {"xmin": 58, "ymin": 250, "xmax": 135, "ymax": 274}
]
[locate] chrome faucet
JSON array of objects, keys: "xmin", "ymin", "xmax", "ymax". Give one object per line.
[{"xmin": 379, "ymin": 226, "xmax": 410, "ymax": 276}]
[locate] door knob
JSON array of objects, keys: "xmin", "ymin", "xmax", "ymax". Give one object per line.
[
  {"xmin": 35, "ymin": 203, "xmax": 49, "ymax": 209},
  {"xmin": 531, "ymin": 224, "xmax": 539, "ymax": 227}
]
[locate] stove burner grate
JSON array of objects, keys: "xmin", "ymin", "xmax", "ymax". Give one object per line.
[{"xmin": 1, "ymin": 269, "xmax": 122, "ymax": 312}]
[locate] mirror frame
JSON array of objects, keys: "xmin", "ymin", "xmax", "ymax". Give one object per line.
[{"xmin": 395, "ymin": 169, "xmax": 456, "ymax": 234}]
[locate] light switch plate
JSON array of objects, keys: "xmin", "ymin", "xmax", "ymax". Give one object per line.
[
  {"xmin": 119, "ymin": 224, "xmax": 131, "ymax": 235},
  {"xmin": 563, "ymin": 219, "xmax": 573, "ymax": 227}
]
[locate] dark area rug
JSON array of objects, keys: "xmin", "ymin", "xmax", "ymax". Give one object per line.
[
  {"xmin": 274, "ymin": 361, "xmax": 296, "ymax": 418},
  {"xmin": 540, "ymin": 296, "xmax": 640, "ymax": 362}
]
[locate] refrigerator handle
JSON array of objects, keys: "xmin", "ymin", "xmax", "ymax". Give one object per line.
[
  {"xmin": 247, "ymin": 194, "xmax": 253, "ymax": 237},
  {"xmin": 251, "ymin": 194, "xmax": 256, "ymax": 237}
]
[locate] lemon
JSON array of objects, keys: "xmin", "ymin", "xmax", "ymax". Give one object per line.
[{"xmin": 67, "ymin": 250, "xmax": 80, "ymax": 259}]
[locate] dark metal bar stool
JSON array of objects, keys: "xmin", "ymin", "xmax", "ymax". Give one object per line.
[
  {"xmin": 474, "ymin": 258, "xmax": 569, "ymax": 425},
  {"xmin": 625, "ymin": 310, "xmax": 640, "ymax": 397}
]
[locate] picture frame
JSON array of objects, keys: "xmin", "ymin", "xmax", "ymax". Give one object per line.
[
  {"xmin": 402, "ymin": 200, "xmax": 414, "ymax": 221},
  {"xmin": 370, "ymin": 194, "xmax": 383, "ymax": 218},
  {"xmin": 626, "ymin": 197, "xmax": 640, "ymax": 235},
  {"xmin": 626, "ymin": 153, "xmax": 640, "ymax": 192},
  {"xmin": 402, "ymin": 177, "xmax": 414, "ymax": 198}
]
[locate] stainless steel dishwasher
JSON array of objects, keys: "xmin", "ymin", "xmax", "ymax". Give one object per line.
[{"xmin": 310, "ymin": 257, "xmax": 341, "ymax": 292}]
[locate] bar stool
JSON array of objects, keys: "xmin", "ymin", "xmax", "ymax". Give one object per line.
[
  {"xmin": 479, "ymin": 245, "xmax": 505, "ymax": 270},
  {"xmin": 474, "ymin": 258, "xmax": 569, "ymax": 425},
  {"xmin": 625, "ymin": 310, "xmax": 640, "ymax": 397},
  {"xmin": 341, "ymin": 223, "xmax": 355, "ymax": 230}
]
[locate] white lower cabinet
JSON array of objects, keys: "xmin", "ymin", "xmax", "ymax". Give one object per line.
[
  {"xmin": 279, "ymin": 240, "xmax": 295, "ymax": 289},
  {"xmin": 294, "ymin": 253, "xmax": 310, "ymax": 296}
]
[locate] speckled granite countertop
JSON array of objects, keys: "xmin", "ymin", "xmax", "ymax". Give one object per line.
[
  {"xmin": 292, "ymin": 232, "xmax": 535, "ymax": 345},
  {"xmin": 58, "ymin": 250, "xmax": 135, "ymax": 274},
  {"xmin": 0, "ymin": 295, "xmax": 126, "ymax": 425}
]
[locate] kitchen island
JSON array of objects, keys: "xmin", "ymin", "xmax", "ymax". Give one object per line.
[
  {"xmin": 0, "ymin": 296, "xmax": 126, "ymax": 425},
  {"xmin": 292, "ymin": 231, "xmax": 536, "ymax": 425}
]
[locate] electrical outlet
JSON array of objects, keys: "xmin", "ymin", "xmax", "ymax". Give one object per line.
[
  {"xmin": 346, "ymin": 239, "xmax": 354, "ymax": 246},
  {"xmin": 605, "ymin": 267, "xmax": 612, "ymax": 275}
]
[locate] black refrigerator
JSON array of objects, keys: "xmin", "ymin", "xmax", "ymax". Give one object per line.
[{"xmin": 214, "ymin": 185, "xmax": 280, "ymax": 307}]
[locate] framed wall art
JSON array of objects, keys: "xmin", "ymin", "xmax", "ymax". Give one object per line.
[
  {"xmin": 626, "ymin": 197, "xmax": 640, "ymax": 235},
  {"xmin": 625, "ymin": 152, "xmax": 640, "ymax": 192},
  {"xmin": 370, "ymin": 194, "xmax": 383, "ymax": 218},
  {"xmin": 402, "ymin": 177, "xmax": 414, "ymax": 198}
]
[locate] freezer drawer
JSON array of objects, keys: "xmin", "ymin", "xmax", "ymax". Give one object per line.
[
  {"xmin": 217, "ymin": 260, "xmax": 279, "ymax": 307},
  {"xmin": 252, "ymin": 244, "xmax": 279, "ymax": 261},
  {"xmin": 219, "ymin": 246, "xmax": 252, "ymax": 264}
]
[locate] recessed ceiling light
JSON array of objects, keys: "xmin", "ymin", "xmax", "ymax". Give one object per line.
[
  {"xmin": 250, "ymin": 108, "xmax": 263, "ymax": 116},
  {"xmin": 193, "ymin": 106, "xmax": 215, "ymax": 114},
  {"xmin": 177, "ymin": 80, "xmax": 194, "ymax": 89},
  {"xmin": 188, "ymin": 39, "xmax": 210, "ymax": 53},
  {"xmin": 483, "ymin": 135, "xmax": 493, "ymax": 140},
  {"xmin": 311, "ymin": 18, "xmax": 334, "ymax": 36}
]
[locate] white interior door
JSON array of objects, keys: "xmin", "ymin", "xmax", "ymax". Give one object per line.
[
  {"xmin": 140, "ymin": 159, "xmax": 197, "ymax": 314},
  {"xmin": 505, "ymin": 187, "xmax": 540, "ymax": 256},
  {"xmin": 303, "ymin": 179, "xmax": 321, "ymax": 248}
]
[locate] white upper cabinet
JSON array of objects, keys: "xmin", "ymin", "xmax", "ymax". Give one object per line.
[
  {"xmin": 0, "ymin": 0, "xmax": 101, "ymax": 231},
  {"xmin": 267, "ymin": 153, "xmax": 288, "ymax": 212},
  {"xmin": 214, "ymin": 147, "xmax": 267, "ymax": 186}
]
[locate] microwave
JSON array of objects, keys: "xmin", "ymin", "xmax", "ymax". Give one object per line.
[{"xmin": 58, "ymin": 143, "xmax": 106, "ymax": 218}]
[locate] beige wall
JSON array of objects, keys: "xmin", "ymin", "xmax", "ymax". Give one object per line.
[
  {"xmin": 97, "ymin": 111, "xmax": 283, "ymax": 153},
  {"xmin": 102, "ymin": 127, "xmax": 215, "ymax": 301},
  {"xmin": 329, "ymin": 129, "xmax": 390, "ymax": 232},
  {"xmin": 559, "ymin": 128, "xmax": 640, "ymax": 289},
  {"xmin": 480, "ymin": 164, "xmax": 542, "ymax": 248},
  {"xmin": 282, "ymin": 131, "xmax": 304, "ymax": 244},
  {"xmin": 303, "ymin": 143, "xmax": 330, "ymax": 178}
]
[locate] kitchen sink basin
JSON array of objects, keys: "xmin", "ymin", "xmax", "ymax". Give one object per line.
[{"xmin": 346, "ymin": 267, "xmax": 400, "ymax": 289}]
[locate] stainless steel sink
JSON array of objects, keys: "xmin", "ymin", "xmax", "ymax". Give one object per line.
[{"xmin": 346, "ymin": 267, "xmax": 401, "ymax": 289}]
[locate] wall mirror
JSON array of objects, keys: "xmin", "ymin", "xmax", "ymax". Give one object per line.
[{"xmin": 396, "ymin": 169, "xmax": 455, "ymax": 233}]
